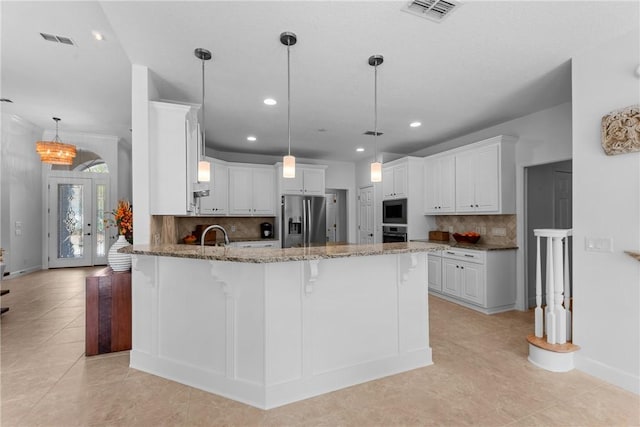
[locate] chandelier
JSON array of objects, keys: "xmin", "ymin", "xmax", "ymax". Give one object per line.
[{"xmin": 36, "ymin": 117, "xmax": 76, "ymax": 165}]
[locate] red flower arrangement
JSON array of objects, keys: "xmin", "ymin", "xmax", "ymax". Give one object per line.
[{"xmin": 106, "ymin": 200, "xmax": 133, "ymax": 243}]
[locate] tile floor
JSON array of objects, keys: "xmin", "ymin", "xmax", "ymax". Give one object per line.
[{"xmin": 1, "ymin": 267, "xmax": 638, "ymax": 426}]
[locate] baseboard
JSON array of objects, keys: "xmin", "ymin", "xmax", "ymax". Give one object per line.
[
  {"xmin": 429, "ymin": 291, "xmax": 516, "ymax": 315},
  {"xmin": 3, "ymin": 265, "xmax": 42, "ymax": 279},
  {"xmin": 575, "ymin": 353, "xmax": 640, "ymax": 395}
]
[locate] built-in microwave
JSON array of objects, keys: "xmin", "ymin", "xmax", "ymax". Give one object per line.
[{"xmin": 382, "ymin": 198, "xmax": 407, "ymax": 224}]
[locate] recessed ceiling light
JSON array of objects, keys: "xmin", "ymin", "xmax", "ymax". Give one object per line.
[
  {"xmin": 92, "ymin": 31, "xmax": 105, "ymax": 41},
  {"xmin": 247, "ymin": 136, "xmax": 257, "ymax": 142},
  {"xmin": 356, "ymin": 147, "xmax": 365, "ymax": 152},
  {"xmin": 264, "ymin": 98, "xmax": 277, "ymax": 106},
  {"xmin": 410, "ymin": 121, "xmax": 422, "ymax": 128}
]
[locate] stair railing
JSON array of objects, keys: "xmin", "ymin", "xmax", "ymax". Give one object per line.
[{"xmin": 534, "ymin": 229, "xmax": 572, "ymax": 344}]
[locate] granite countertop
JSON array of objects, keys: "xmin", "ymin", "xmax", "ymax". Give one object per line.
[
  {"xmin": 122, "ymin": 241, "xmax": 450, "ymax": 264},
  {"xmin": 410, "ymin": 239, "xmax": 518, "ymax": 251}
]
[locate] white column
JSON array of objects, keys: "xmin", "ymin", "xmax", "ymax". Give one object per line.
[
  {"xmin": 564, "ymin": 234, "xmax": 572, "ymax": 341},
  {"xmin": 535, "ymin": 235, "xmax": 543, "ymax": 337},
  {"xmin": 545, "ymin": 235, "xmax": 556, "ymax": 344},
  {"xmin": 553, "ymin": 236, "xmax": 566, "ymax": 344}
]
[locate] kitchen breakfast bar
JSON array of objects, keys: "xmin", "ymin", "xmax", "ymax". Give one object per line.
[{"xmin": 125, "ymin": 241, "xmax": 447, "ymax": 409}]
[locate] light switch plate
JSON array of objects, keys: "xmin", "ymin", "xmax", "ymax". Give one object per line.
[{"xmin": 585, "ymin": 237, "xmax": 613, "ymax": 252}]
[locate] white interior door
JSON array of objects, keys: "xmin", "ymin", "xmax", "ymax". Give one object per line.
[
  {"xmin": 326, "ymin": 194, "xmax": 337, "ymax": 243},
  {"xmin": 358, "ymin": 186, "xmax": 374, "ymax": 244},
  {"xmin": 48, "ymin": 176, "xmax": 109, "ymax": 268}
]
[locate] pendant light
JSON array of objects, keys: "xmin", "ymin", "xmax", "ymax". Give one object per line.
[
  {"xmin": 281, "ymin": 31, "xmax": 297, "ymax": 179},
  {"xmin": 36, "ymin": 117, "xmax": 77, "ymax": 165},
  {"xmin": 195, "ymin": 48, "xmax": 211, "ymax": 183},
  {"xmin": 369, "ymin": 55, "xmax": 383, "ymax": 183}
]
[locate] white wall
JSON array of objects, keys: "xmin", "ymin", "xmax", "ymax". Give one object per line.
[
  {"xmin": 0, "ymin": 114, "xmax": 43, "ymax": 274},
  {"xmin": 131, "ymin": 64, "xmax": 157, "ymax": 245},
  {"xmin": 571, "ymin": 27, "xmax": 640, "ymax": 394},
  {"xmin": 411, "ymin": 102, "xmax": 573, "ymax": 310}
]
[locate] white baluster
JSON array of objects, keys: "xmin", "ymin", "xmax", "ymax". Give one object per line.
[
  {"xmin": 546, "ymin": 236, "xmax": 556, "ymax": 344},
  {"xmin": 564, "ymin": 235, "xmax": 572, "ymax": 341},
  {"xmin": 535, "ymin": 235, "xmax": 543, "ymax": 337},
  {"xmin": 553, "ymin": 236, "xmax": 566, "ymax": 344}
]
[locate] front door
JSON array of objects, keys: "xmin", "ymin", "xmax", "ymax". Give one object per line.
[{"xmin": 48, "ymin": 177, "xmax": 109, "ymax": 268}]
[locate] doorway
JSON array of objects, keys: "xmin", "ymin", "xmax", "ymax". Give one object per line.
[
  {"xmin": 358, "ymin": 186, "xmax": 375, "ymax": 244},
  {"xmin": 325, "ymin": 189, "xmax": 348, "ymax": 244},
  {"xmin": 525, "ymin": 160, "xmax": 572, "ymax": 308},
  {"xmin": 47, "ymin": 174, "xmax": 109, "ymax": 268}
]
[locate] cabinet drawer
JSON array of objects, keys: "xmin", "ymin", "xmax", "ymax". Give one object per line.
[{"xmin": 442, "ymin": 248, "xmax": 485, "ymax": 264}]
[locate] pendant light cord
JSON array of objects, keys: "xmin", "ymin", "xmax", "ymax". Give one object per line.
[
  {"xmin": 374, "ymin": 63, "xmax": 378, "ymax": 163},
  {"xmin": 287, "ymin": 43, "xmax": 291, "ymax": 157},
  {"xmin": 201, "ymin": 57, "xmax": 206, "ymax": 160}
]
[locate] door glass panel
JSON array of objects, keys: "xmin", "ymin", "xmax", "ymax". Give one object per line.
[
  {"xmin": 57, "ymin": 184, "xmax": 84, "ymax": 259},
  {"xmin": 96, "ymin": 184, "xmax": 106, "ymax": 257}
]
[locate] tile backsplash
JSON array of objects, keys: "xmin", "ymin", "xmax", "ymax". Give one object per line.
[
  {"xmin": 435, "ymin": 215, "xmax": 516, "ymax": 246},
  {"xmin": 151, "ymin": 216, "xmax": 276, "ymax": 244}
]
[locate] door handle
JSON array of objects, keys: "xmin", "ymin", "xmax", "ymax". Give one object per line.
[{"xmin": 85, "ymin": 233, "xmax": 91, "ymax": 236}]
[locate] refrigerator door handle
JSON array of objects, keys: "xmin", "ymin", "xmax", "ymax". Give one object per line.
[
  {"xmin": 302, "ymin": 199, "xmax": 307, "ymax": 246},
  {"xmin": 307, "ymin": 199, "xmax": 312, "ymax": 246}
]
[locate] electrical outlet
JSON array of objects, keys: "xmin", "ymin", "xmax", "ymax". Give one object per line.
[
  {"xmin": 492, "ymin": 227, "xmax": 506, "ymax": 237},
  {"xmin": 231, "ymin": 225, "xmax": 236, "ymax": 233},
  {"xmin": 585, "ymin": 237, "xmax": 613, "ymax": 253}
]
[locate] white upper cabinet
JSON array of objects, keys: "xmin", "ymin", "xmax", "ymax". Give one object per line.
[
  {"xmin": 200, "ymin": 158, "xmax": 228, "ymax": 215},
  {"xmin": 455, "ymin": 138, "xmax": 514, "ymax": 214},
  {"xmin": 382, "ymin": 163, "xmax": 408, "ymax": 200},
  {"xmin": 229, "ymin": 165, "xmax": 276, "ymax": 216},
  {"xmin": 149, "ymin": 101, "xmax": 200, "ymax": 215},
  {"xmin": 424, "ymin": 135, "xmax": 516, "ymax": 215},
  {"xmin": 424, "ymin": 154, "xmax": 455, "ymax": 214},
  {"xmin": 279, "ymin": 166, "xmax": 326, "ymax": 196}
]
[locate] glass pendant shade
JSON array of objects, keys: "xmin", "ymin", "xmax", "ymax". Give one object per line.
[
  {"xmin": 370, "ymin": 161, "xmax": 382, "ymax": 183},
  {"xmin": 198, "ymin": 160, "xmax": 210, "ymax": 182},
  {"xmin": 283, "ymin": 155, "xmax": 296, "ymax": 178}
]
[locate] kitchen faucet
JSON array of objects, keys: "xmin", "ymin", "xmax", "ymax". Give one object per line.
[{"xmin": 201, "ymin": 225, "xmax": 230, "ymax": 247}]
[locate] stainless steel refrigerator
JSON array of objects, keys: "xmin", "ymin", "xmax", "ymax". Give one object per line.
[{"xmin": 281, "ymin": 195, "xmax": 326, "ymax": 248}]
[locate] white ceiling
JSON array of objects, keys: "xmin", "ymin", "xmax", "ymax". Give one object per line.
[{"xmin": 2, "ymin": 1, "xmax": 638, "ymax": 162}]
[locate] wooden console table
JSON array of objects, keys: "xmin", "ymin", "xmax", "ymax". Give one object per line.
[{"xmin": 85, "ymin": 267, "xmax": 131, "ymax": 356}]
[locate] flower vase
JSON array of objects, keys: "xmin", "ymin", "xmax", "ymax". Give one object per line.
[{"xmin": 108, "ymin": 235, "xmax": 132, "ymax": 272}]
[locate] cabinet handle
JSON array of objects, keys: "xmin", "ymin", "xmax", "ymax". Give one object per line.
[
  {"xmin": 461, "ymin": 266, "xmax": 464, "ymax": 269},
  {"xmin": 446, "ymin": 251, "xmax": 455, "ymax": 255},
  {"xmin": 456, "ymin": 265, "xmax": 459, "ymax": 268},
  {"xmin": 475, "ymin": 204, "xmax": 479, "ymax": 208},
  {"xmin": 464, "ymin": 254, "xmax": 474, "ymax": 258},
  {"xmin": 470, "ymin": 204, "xmax": 473, "ymax": 208}
]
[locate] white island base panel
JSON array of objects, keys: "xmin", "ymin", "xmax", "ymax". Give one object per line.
[{"xmin": 131, "ymin": 253, "xmax": 432, "ymax": 409}]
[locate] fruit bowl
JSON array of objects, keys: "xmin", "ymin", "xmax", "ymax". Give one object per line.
[{"xmin": 453, "ymin": 232, "xmax": 481, "ymax": 243}]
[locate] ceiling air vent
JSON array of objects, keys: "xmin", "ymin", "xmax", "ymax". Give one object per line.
[
  {"xmin": 364, "ymin": 131, "xmax": 384, "ymax": 136},
  {"xmin": 40, "ymin": 32, "xmax": 76, "ymax": 46},
  {"xmin": 402, "ymin": 0, "xmax": 460, "ymax": 23}
]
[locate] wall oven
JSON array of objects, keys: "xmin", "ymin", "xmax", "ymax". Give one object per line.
[
  {"xmin": 382, "ymin": 198, "xmax": 407, "ymax": 224},
  {"xmin": 382, "ymin": 226, "xmax": 408, "ymax": 243}
]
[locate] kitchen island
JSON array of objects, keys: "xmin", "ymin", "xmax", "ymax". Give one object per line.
[{"xmin": 126, "ymin": 241, "xmax": 447, "ymax": 409}]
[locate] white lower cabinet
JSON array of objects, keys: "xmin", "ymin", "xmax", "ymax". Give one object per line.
[
  {"xmin": 427, "ymin": 252, "xmax": 442, "ymax": 292},
  {"xmin": 431, "ymin": 248, "xmax": 516, "ymax": 314}
]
